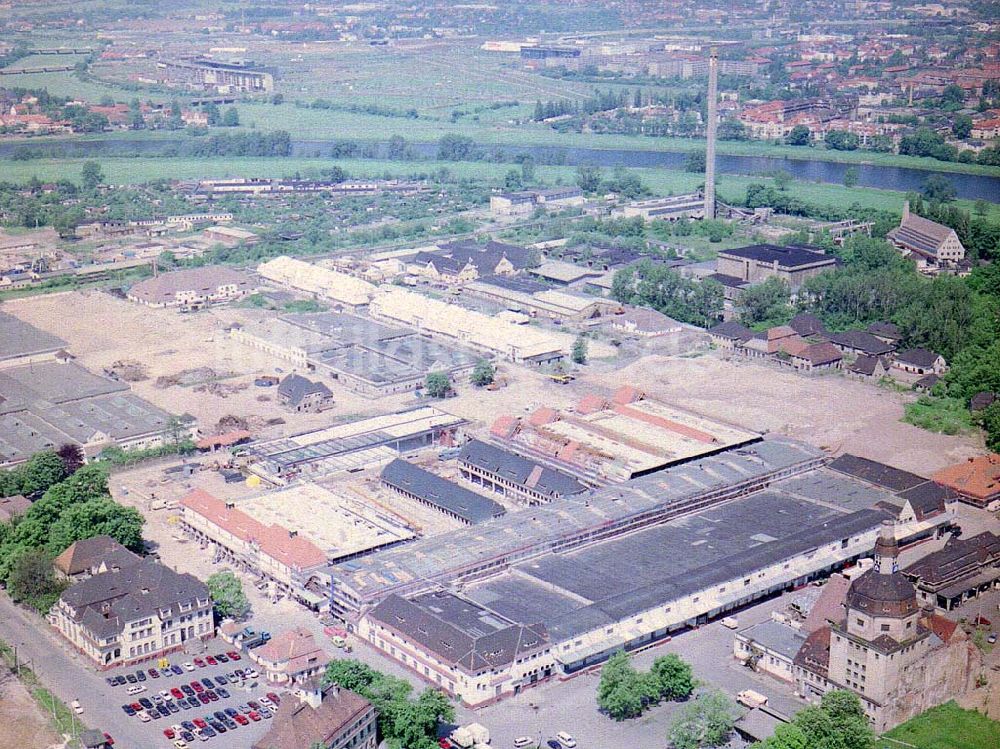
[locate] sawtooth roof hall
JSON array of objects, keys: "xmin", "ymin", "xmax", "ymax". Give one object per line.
[{"xmin": 340, "ymin": 439, "xmax": 954, "ymax": 679}]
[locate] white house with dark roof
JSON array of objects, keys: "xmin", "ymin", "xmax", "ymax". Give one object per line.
[{"xmin": 127, "ymin": 266, "xmax": 255, "ymax": 308}]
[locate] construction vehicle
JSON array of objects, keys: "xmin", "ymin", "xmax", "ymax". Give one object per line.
[{"xmin": 547, "ymin": 373, "xmax": 575, "ymax": 385}]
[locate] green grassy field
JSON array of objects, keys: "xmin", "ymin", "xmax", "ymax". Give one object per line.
[
  {"xmin": 879, "ymin": 702, "xmax": 1000, "ymax": 749},
  {"xmin": 3, "ymin": 155, "xmax": 998, "ymax": 220}
]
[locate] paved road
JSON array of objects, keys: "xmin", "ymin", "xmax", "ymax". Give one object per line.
[{"xmin": 0, "ymin": 594, "xmax": 273, "ymax": 749}]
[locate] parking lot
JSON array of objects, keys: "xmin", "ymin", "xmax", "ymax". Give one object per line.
[{"xmin": 103, "ymin": 648, "xmax": 282, "ymax": 748}]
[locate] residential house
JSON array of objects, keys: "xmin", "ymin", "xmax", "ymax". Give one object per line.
[
  {"xmin": 251, "ymin": 682, "xmax": 376, "ymax": 749},
  {"xmin": 277, "ymin": 374, "xmax": 334, "ymax": 413},
  {"xmin": 53, "ymin": 535, "xmax": 141, "ymax": 581},
  {"xmin": 250, "ymin": 628, "xmax": 329, "ymax": 686},
  {"xmin": 827, "ymin": 330, "xmax": 896, "ymax": 359},
  {"xmin": 708, "ymin": 321, "xmax": 753, "ymax": 350},
  {"xmin": 49, "ymin": 558, "xmax": 213, "ymax": 668},
  {"xmin": 788, "ymin": 312, "xmax": 827, "ymax": 337},
  {"xmin": 892, "ymin": 348, "xmax": 948, "ymax": 377},
  {"xmin": 847, "ymin": 355, "xmax": 890, "ymax": 382},
  {"xmin": 867, "ymin": 322, "xmax": 903, "ymax": 346}
]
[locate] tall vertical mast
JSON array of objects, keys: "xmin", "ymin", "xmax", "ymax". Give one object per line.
[{"xmin": 704, "ymin": 46, "xmax": 718, "ymax": 220}]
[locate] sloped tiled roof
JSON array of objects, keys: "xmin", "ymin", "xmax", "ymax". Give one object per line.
[
  {"xmin": 54, "ymin": 535, "xmax": 140, "ymax": 576},
  {"xmin": 251, "ymin": 686, "xmax": 372, "ymax": 749}
]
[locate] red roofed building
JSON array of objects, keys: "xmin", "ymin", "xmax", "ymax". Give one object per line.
[
  {"xmin": 250, "ymin": 628, "xmax": 329, "ymax": 686},
  {"xmin": 931, "ymin": 455, "xmax": 1000, "ymax": 508},
  {"xmin": 179, "ymin": 489, "xmax": 327, "ymax": 600},
  {"xmin": 576, "ymin": 393, "xmax": 608, "ymax": 415}
]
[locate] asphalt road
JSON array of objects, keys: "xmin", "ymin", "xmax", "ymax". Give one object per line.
[{"xmin": 0, "ymin": 594, "xmax": 274, "ymax": 749}]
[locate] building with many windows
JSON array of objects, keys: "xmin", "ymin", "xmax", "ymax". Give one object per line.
[{"xmin": 49, "ymin": 558, "xmax": 212, "ymax": 668}]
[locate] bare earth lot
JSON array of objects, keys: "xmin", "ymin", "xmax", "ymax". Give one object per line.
[
  {"xmin": 0, "ymin": 669, "xmax": 62, "ymax": 749},
  {"xmin": 581, "ymin": 352, "xmax": 981, "ymax": 475}
]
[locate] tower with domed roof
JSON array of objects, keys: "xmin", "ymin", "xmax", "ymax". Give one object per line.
[{"xmin": 827, "ymin": 520, "xmax": 933, "ymax": 730}]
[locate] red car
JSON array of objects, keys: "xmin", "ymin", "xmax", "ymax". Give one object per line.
[
  {"xmin": 170, "ymin": 687, "xmax": 184, "ymax": 700},
  {"xmin": 193, "ymin": 718, "xmax": 207, "ymax": 729},
  {"xmin": 163, "ymin": 728, "xmax": 176, "ymax": 739},
  {"xmin": 265, "ymin": 692, "xmax": 281, "ymax": 705},
  {"xmin": 130, "ymin": 702, "xmax": 142, "ymax": 712},
  {"xmin": 198, "ymin": 693, "xmax": 211, "ymax": 704},
  {"xmin": 226, "ymin": 651, "xmax": 241, "ymax": 661},
  {"xmin": 205, "ymin": 656, "xmax": 217, "ymax": 665},
  {"xmin": 234, "ymin": 714, "xmax": 249, "ymax": 726},
  {"xmin": 190, "ymin": 682, "xmax": 204, "ymax": 693},
  {"xmin": 248, "ymin": 711, "xmax": 261, "ymax": 722},
  {"xmin": 193, "ymin": 658, "xmax": 205, "ymax": 668},
  {"xmin": 103, "ymin": 733, "xmax": 115, "ymax": 746}
]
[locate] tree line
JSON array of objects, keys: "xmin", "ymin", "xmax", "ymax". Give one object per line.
[
  {"xmin": 0, "ymin": 450, "xmax": 144, "ymax": 613},
  {"xmin": 322, "ymin": 659, "xmax": 454, "ymax": 749}
]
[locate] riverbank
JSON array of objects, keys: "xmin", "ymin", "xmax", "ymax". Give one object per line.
[
  {"xmin": 7, "ymin": 155, "xmax": 999, "ymax": 221},
  {"xmin": 6, "ymin": 103, "xmax": 1000, "ymax": 179}
]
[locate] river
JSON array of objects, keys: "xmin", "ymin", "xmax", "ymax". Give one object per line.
[{"xmin": 3, "ymin": 136, "xmax": 998, "ymax": 202}]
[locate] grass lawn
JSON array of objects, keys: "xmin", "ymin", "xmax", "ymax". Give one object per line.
[
  {"xmin": 879, "ymin": 701, "xmax": 1000, "ymax": 749},
  {"xmin": 902, "ymin": 395, "xmax": 975, "ymax": 436}
]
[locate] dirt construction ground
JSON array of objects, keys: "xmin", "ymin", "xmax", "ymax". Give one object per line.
[
  {"xmin": 576, "ymin": 351, "xmax": 981, "ymax": 475},
  {"xmin": 0, "ymin": 669, "xmax": 63, "ymax": 749},
  {"xmin": 5, "ymin": 291, "xmax": 983, "ymax": 476}
]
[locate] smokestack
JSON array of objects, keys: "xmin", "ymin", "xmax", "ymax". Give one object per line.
[{"xmin": 704, "ymin": 47, "xmax": 718, "ymax": 220}]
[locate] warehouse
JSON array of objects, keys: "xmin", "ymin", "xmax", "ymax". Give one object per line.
[
  {"xmin": 380, "ymin": 458, "xmax": 506, "ymax": 525},
  {"xmin": 490, "ymin": 386, "xmax": 762, "ymax": 482},
  {"xmin": 353, "ymin": 454, "xmax": 955, "ymax": 697},
  {"xmin": 0, "ymin": 360, "xmax": 184, "ymax": 467},
  {"xmin": 463, "ymin": 276, "xmax": 621, "ymax": 321},
  {"xmin": 458, "ymin": 440, "xmax": 588, "ymax": 505},
  {"xmin": 241, "ymin": 406, "xmax": 466, "ymax": 485},
  {"xmin": 0, "ymin": 310, "xmax": 68, "ymax": 368},
  {"xmin": 327, "ymin": 438, "xmax": 827, "ymax": 614},
  {"xmin": 230, "ymin": 312, "xmax": 478, "ymax": 396},
  {"xmin": 257, "ymin": 256, "xmax": 376, "ymax": 310},
  {"xmin": 620, "ymin": 193, "xmax": 704, "ymax": 221},
  {"xmin": 370, "ymin": 287, "xmax": 577, "ymax": 365}
]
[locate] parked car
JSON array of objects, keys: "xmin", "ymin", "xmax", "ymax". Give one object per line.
[
  {"xmin": 102, "ymin": 733, "xmax": 114, "ymax": 746},
  {"xmin": 121, "ymin": 704, "xmax": 135, "ymax": 716},
  {"xmin": 258, "ymin": 707, "xmax": 272, "ymax": 719},
  {"xmin": 190, "ymin": 682, "xmax": 204, "ymax": 693},
  {"xmin": 135, "ymin": 671, "xmax": 146, "ymax": 682},
  {"xmin": 137, "ymin": 711, "xmax": 151, "ymax": 723},
  {"xmin": 125, "ymin": 674, "xmax": 137, "ymax": 684},
  {"xmin": 214, "ymin": 675, "xmax": 228, "ymax": 685},
  {"xmin": 514, "ymin": 738, "xmax": 535, "ymax": 748},
  {"xmin": 265, "ymin": 692, "xmax": 281, "ymax": 705},
  {"xmin": 216, "ymin": 653, "xmax": 230, "ymax": 663},
  {"xmin": 193, "ymin": 658, "xmax": 205, "ymax": 668},
  {"xmin": 248, "ymin": 711, "xmax": 261, "ymax": 722},
  {"xmin": 138, "ymin": 698, "xmax": 153, "ymax": 710},
  {"xmin": 171, "ymin": 665, "xmax": 184, "ymax": 675},
  {"xmin": 988, "ymin": 632, "xmax": 998, "ymax": 645},
  {"xmin": 148, "ymin": 668, "xmax": 160, "ymax": 678},
  {"xmin": 556, "ymin": 733, "xmax": 577, "ymax": 748},
  {"xmin": 183, "ymin": 662, "xmax": 195, "ymax": 672},
  {"xmin": 234, "ymin": 714, "xmax": 249, "ymax": 726},
  {"xmin": 226, "ymin": 651, "xmax": 241, "ymax": 661},
  {"xmin": 126, "ymin": 684, "xmax": 146, "ymax": 696},
  {"xmin": 205, "ymin": 656, "xmax": 217, "ymax": 665},
  {"xmin": 216, "ymin": 687, "xmax": 231, "ymax": 699},
  {"xmin": 163, "ymin": 728, "xmax": 176, "ymax": 739}
]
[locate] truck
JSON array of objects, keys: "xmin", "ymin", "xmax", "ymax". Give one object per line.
[
  {"xmin": 449, "ymin": 723, "xmax": 490, "ymax": 748},
  {"xmin": 737, "ymin": 689, "xmax": 769, "ymax": 708},
  {"xmin": 240, "ymin": 631, "xmax": 272, "ymax": 650}
]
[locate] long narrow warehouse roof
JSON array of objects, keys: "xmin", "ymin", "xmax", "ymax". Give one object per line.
[
  {"xmin": 381, "ymin": 458, "xmax": 506, "ymax": 524},
  {"xmin": 257, "ymin": 256, "xmax": 375, "ymax": 307}
]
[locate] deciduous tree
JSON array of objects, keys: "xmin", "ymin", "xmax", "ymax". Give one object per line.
[{"xmin": 206, "ymin": 571, "xmax": 251, "ymax": 619}]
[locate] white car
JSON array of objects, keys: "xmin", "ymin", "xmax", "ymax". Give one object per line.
[
  {"xmin": 173, "ymin": 741, "xmax": 188, "ymax": 749},
  {"xmin": 244, "ymin": 668, "xmax": 259, "ymax": 679},
  {"xmin": 70, "ymin": 699, "xmax": 84, "ymax": 715},
  {"xmin": 183, "ymin": 662, "xmax": 195, "ymax": 672},
  {"xmin": 137, "ymin": 711, "xmax": 151, "ymax": 723},
  {"xmin": 160, "ymin": 690, "xmax": 171, "ymax": 699},
  {"xmin": 171, "ymin": 725, "xmax": 184, "ymax": 735},
  {"xmin": 556, "ymin": 732, "xmax": 577, "ymax": 748},
  {"xmin": 196, "ymin": 731, "xmax": 209, "ymax": 742},
  {"xmin": 514, "ymin": 738, "xmax": 535, "ymax": 748},
  {"xmin": 126, "ymin": 684, "xmax": 146, "ymax": 695}
]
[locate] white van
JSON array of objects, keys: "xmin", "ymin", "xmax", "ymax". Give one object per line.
[
  {"xmin": 721, "ymin": 616, "xmax": 739, "ymax": 629},
  {"xmin": 126, "ymin": 684, "xmax": 147, "ymax": 695}
]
